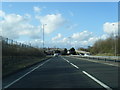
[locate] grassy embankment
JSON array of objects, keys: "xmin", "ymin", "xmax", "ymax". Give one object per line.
[
  {"xmin": 3, "ymin": 56, "xmax": 52, "ymax": 77},
  {"xmin": 94, "ymin": 53, "xmax": 115, "ymax": 56},
  {"xmin": 2, "ymin": 37, "xmax": 52, "ymax": 77}
]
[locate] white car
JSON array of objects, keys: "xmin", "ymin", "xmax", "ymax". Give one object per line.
[
  {"xmin": 54, "ymin": 53, "xmax": 59, "ymax": 57},
  {"xmin": 84, "ymin": 53, "xmax": 89, "ymax": 56}
]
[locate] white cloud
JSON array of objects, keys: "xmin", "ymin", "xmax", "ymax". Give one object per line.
[
  {"xmin": 38, "ymin": 13, "xmax": 66, "ymax": 34},
  {"xmin": 0, "ymin": 10, "xmax": 5, "ymax": 17},
  {"xmin": 71, "ymin": 30, "xmax": 93, "ymax": 41},
  {"xmin": 33, "ymin": 6, "xmax": 41, "ymax": 13},
  {"xmin": 62, "ymin": 37, "xmax": 69, "ymax": 43},
  {"xmin": 100, "ymin": 34, "xmax": 109, "ymax": 40},
  {"xmin": 103, "ymin": 22, "xmax": 118, "ymax": 36},
  {"xmin": 0, "ymin": 11, "xmax": 41, "ymax": 39},
  {"xmin": 20, "ymin": 39, "xmax": 43, "ymax": 48},
  {"xmin": 2, "ymin": 9, "xmax": 116, "ymax": 49},
  {"xmin": 30, "ymin": 39, "xmax": 43, "ymax": 47},
  {"xmin": 52, "ymin": 33, "xmax": 62, "ymax": 41},
  {"xmin": 70, "ymin": 36, "xmax": 98, "ymax": 48},
  {"xmin": 50, "ymin": 30, "xmax": 99, "ymax": 49}
]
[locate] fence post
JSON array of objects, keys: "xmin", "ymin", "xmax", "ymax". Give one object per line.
[{"xmin": 104, "ymin": 58, "xmax": 106, "ymax": 61}]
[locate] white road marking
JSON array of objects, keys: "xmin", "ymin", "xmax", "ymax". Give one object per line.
[
  {"xmin": 62, "ymin": 56, "xmax": 113, "ymax": 90},
  {"xmin": 69, "ymin": 56, "xmax": 119, "ymax": 67},
  {"xmin": 66, "ymin": 60, "xmax": 70, "ymax": 63},
  {"xmin": 70, "ymin": 63, "xmax": 79, "ymax": 69},
  {"xmin": 4, "ymin": 58, "xmax": 51, "ymax": 88},
  {"xmin": 82, "ymin": 71, "xmax": 112, "ymax": 90},
  {"xmin": 62, "ymin": 57, "xmax": 79, "ymax": 69}
]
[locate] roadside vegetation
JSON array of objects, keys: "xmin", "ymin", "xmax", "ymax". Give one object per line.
[
  {"xmin": 1, "ymin": 36, "xmax": 51, "ymax": 77},
  {"xmin": 78, "ymin": 34, "xmax": 120, "ymax": 56}
]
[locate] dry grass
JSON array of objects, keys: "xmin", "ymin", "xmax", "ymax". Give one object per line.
[{"xmin": 3, "ymin": 56, "xmax": 52, "ymax": 77}]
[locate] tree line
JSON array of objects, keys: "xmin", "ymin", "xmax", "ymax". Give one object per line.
[{"xmin": 79, "ymin": 34, "xmax": 120, "ymax": 56}]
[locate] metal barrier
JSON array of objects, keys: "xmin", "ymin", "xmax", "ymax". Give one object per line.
[{"xmin": 79, "ymin": 56, "xmax": 120, "ymax": 62}]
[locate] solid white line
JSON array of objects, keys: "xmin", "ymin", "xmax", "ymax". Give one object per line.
[
  {"xmin": 82, "ymin": 71, "xmax": 112, "ymax": 90},
  {"xmin": 4, "ymin": 58, "xmax": 51, "ymax": 88}
]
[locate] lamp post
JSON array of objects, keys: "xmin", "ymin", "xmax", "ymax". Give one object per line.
[
  {"xmin": 112, "ymin": 24, "xmax": 117, "ymax": 57},
  {"xmin": 42, "ymin": 24, "xmax": 47, "ymax": 48}
]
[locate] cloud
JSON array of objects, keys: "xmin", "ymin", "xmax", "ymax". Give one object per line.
[
  {"xmin": 71, "ymin": 30, "xmax": 93, "ymax": 41},
  {"xmin": 33, "ymin": 6, "xmax": 41, "ymax": 13},
  {"xmin": 103, "ymin": 22, "xmax": 118, "ymax": 36},
  {"xmin": 2, "ymin": 9, "xmax": 117, "ymax": 49},
  {"xmin": 52, "ymin": 33, "xmax": 62, "ymax": 41},
  {"xmin": 0, "ymin": 10, "xmax": 41, "ymax": 39},
  {"xmin": 0, "ymin": 10, "xmax": 66, "ymax": 42},
  {"xmin": 100, "ymin": 34, "xmax": 109, "ymax": 40},
  {"xmin": 29, "ymin": 39, "xmax": 43, "ymax": 47},
  {"xmin": 0, "ymin": 10, "xmax": 5, "ymax": 17},
  {"xmin": 20, "ymin": 39, "xmax": 43, "ymax": 48},
  {"xmin": 50, "ymin": 30, "xmax": 98, "ymax": 48},
  {"xmin": 37, "ymin": 13, "xmax": 66, "ymax": 34}
]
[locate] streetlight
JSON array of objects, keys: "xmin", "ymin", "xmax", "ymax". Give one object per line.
[
  {"xmin": 42, "ymin": 24, "xmax": 47, "ymax": 48},
  {"xmin": 112, "ymin": 23, "xmax": 117, "ymax": 57}
]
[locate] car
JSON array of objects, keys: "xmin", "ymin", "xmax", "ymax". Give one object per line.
[
  {"xmin": 54, "ymin": 53, "xmax": 59, "ymax": 57},
  {"xmin": 84, "ymin": 53, "xmax": 90, "ymax": 56}
]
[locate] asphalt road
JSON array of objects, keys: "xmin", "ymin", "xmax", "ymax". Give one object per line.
[{"xmin": 3, "ymin": 56, "xmax": 119, "ymax": 89}]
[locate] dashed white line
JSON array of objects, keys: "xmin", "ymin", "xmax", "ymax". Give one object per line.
[
  {"xmin": 62, "ymin": 57, "xmax": 79, "ymax": 69},
  {"xmin": 69, "ymin": 56, "xmax": 118, "ymax": 67},
  {"xmin": 66, "ymin": 60, "xmax": 70, "ymax": 63},
  {"xmin": 82, "ymin": 71, "xmax": 112, "ymax": 90},
  {"xmin": 62, "ymin": 57, "xmax": 112, "ymax": 90},
  {"xmin": 70, "ymin": 63, "xmax": 79, "ymax": 69},
  {"xmin": 4, "ymin": 58, "xmax": 51, "ymax": 89}
]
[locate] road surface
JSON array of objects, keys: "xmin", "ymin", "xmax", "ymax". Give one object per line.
[{"xmin": 3, "ymin": 56, "xmax": 119, "ymax": 89}]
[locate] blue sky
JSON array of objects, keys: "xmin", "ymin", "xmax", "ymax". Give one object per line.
[{"xmin": 0, "ymin": 2, "xmax": 118, "ymax": 49}]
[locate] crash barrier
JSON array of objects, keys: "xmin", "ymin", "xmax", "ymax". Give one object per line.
[
  {"xmin": 78, "ymin": 56, "xmax": 120, "ymax": 62},
  {"xmin": 70, "ymin": 55, "xmax": 120, "ymax": 62}
]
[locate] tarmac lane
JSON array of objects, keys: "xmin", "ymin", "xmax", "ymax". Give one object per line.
[{"xmin": 3, "ymin": 56, "xmax": 119, "ymax": 89}]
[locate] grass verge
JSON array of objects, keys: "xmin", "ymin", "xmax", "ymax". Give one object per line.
[
  {"xmin": 3, "ymin": 55, "xmax": 53, "ymax": 78},
  {"xmin": 94, "ymin": 53, "xmax": 115, "ymax": 56}
]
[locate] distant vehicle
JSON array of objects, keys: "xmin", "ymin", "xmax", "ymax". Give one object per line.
[
  {"xmin": 54, "ymin": 53, "xmax": 59, "ymax": 57},
  {"xmin": 84, "ymin": 53, "xmax": 90, "ymax": 56}
]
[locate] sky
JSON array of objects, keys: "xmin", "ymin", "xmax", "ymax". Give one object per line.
[{"xmin": 0, "ymin": 2, "xmax": 118, "ymax": 49}]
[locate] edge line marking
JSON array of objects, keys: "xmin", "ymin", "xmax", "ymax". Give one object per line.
[
  {"xmin": 82, "ymin": 71, "xmax": 112, "ymax": 90},
  {"xmin": 4, "ymin": 58, "xmax": 51, "ymax": 88}
]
